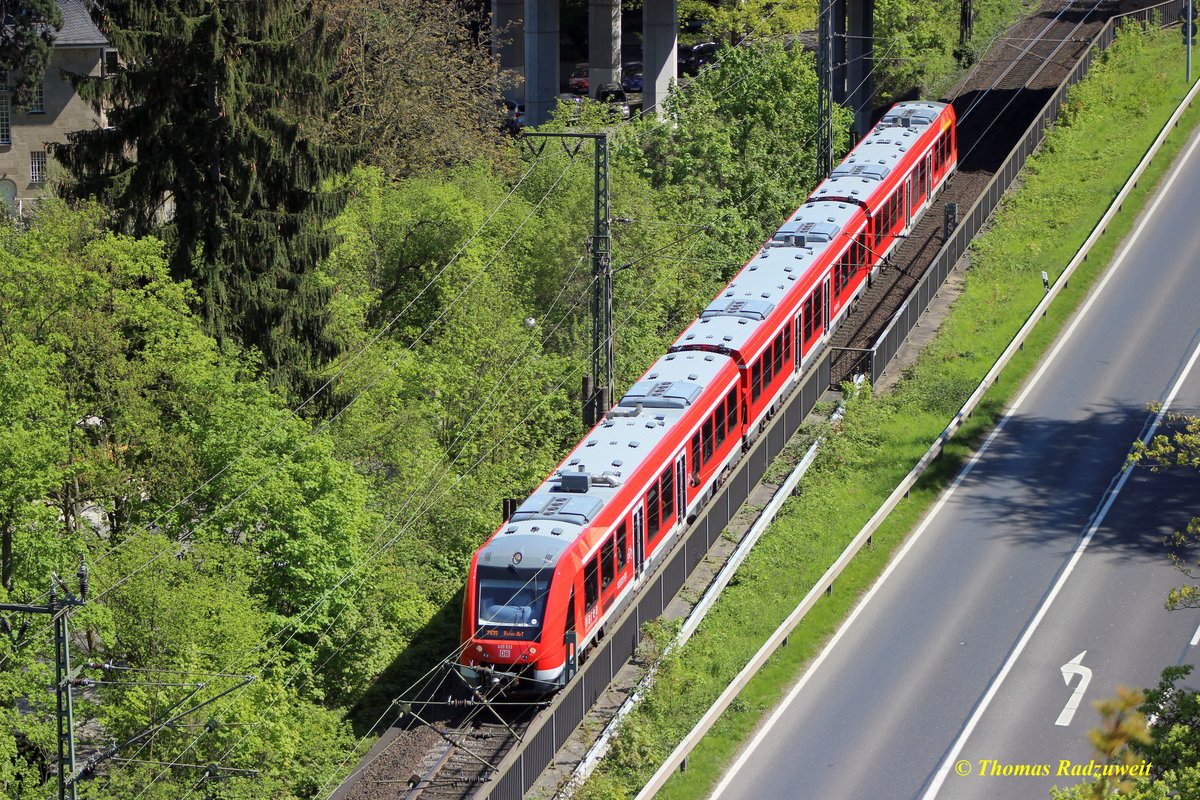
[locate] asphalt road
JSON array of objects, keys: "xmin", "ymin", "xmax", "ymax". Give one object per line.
[{"xmin": 709, "ymin": 127, "xmax": 1200, "ymax": 800}]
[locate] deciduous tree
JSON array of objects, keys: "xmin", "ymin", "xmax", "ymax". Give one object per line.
[
  {"xmin": 316, "ymin": 0, "xmax": 503, "ymax": 177},
  {"xmin": 1130, "ymin": 412, "xmax": 1200, "ymax": 609}
]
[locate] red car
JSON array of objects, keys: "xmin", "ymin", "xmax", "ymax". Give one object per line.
[{"xmin": 568, "ymin": 63, "xmax": 589, "ymax": 95}]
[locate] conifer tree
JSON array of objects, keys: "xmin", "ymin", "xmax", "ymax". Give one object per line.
[
  {"xmin": 55, "ymin": 0, "xmax": 353, "ymax": 383},
  {"xmin": 0, "ymin": 0, "xmax": 62, "ymax": 106}
]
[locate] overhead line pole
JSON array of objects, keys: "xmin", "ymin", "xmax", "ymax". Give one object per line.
[
  {"xmin": 818, "ymin": 0, "xmax": 835, "ymax": 176},
  {"xmin": 0, "ymin": 566, "xmax": 89, "ymax": 800},
  {"xmin": 523, "ymin": 132, "xmax": 612, "ymax": 425}
]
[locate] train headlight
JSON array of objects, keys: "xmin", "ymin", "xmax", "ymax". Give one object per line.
[
  {"xmin": 475, "ymin": 645, "xmax": 483, "ymax": 652},
  {"xmin": 529, "ymin": 647, "xmax": 537, "ymax": 655}
]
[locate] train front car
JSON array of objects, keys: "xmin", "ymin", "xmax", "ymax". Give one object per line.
[
  {"xmin": 457, "ymin": 99, "xmax": 958, "ymax": 696},
  {"xmin": 459, "ymin": 350, "xmax": 741, "ymax": 694},
  {"xmin": 459, "ymin": 519, "xmax": 576, "ymax": 692}
]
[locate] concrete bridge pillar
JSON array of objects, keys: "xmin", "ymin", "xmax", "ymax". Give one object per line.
[
  {"xmin": 643, "ymin": 0, "xmax": 678, "ymax": 116},
  {"xmin": 846, "ymin": 0, "xmax": 874, "ymax": 136},
  {"xmin": 524, "ymin": 0, "xmax": 560, "ymax": 125},
  {"xmin": 589, "ymin": 0, "xmax": 621, "ymax": 97},
  {"xmin": 492, "ymin": 0, "xmax": 525, "ymax": 101}
]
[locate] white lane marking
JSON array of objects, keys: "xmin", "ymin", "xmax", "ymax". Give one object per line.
[
  {"xmin": 1055, "ymin": 651, "xmax": 1093, "ymax": 727},
  {"xmin": 922, "ymin": 332, "xmax": 1200, "ymax": 799},
  {"xmin": 714, "ymin": 125, "xmax": 1200, "ymax": 800},
  {"xmin": 1190, "ymin": 621, "xmax": 1200, "ymax": 648}
]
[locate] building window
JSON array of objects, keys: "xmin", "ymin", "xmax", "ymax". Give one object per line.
[
  {"xmin": 103, "ymin": 49, "xmax": 120, "ymax": 77},
  {"xmin": 0, "ymin": 95, "xmax": 10, "ymax": 145},
  {"xmin": 31, "ymin": 151, "xmax": 47, "ymax": 184},
  {"xmin": 27, "ymin": 82, "xmax": 44, "ymax": 114}
]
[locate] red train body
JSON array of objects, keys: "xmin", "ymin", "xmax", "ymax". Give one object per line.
[{"xmin": 459, "ymin": 101, "xmax": 957, "ymax": 691}]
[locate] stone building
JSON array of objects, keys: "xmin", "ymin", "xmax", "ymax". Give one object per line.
[{"xmin": 0, "ymin": 0, "xmax": 112, "ymax": 215}]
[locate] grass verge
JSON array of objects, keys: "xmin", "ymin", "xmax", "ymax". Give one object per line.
[{"xmin": 572, "ymin": 22, "xmax": 1200, "ymax": 800}]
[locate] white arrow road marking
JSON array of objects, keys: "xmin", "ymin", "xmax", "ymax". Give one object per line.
[
  {"xmin": 1055, "ymin": 650, "xmax": 1093, "ymax": 726},
  {"xmin": 1190, "ymin": 620, "xmax": 1200, "ymax": 648},
  {"xmin": 920, "ymin": 165, "xmax": 1200, "ymax": 799}
]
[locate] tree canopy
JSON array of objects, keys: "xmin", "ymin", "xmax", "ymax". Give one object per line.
[
  {"xmin": 1130, "ymin": 412, "xmax": 1200, "ymax": 609},
  {"xmin": 315, "ymin": 0, "xmax": 504, "ymax": 176},
  {"xmin": 54, "ymin": 0, "xmax": 354, "ymax": 386},
  {"xmin": 0, "ymin": 0, "xmax": 61, "ymax": 106}
]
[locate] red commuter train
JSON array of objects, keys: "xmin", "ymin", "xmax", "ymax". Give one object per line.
[{"xmin": 459, "ymin": 101, "xmax": 957, "ymax": 691}]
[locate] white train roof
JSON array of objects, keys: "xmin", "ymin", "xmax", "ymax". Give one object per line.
[
  {"xmin": 812, "ymin": 100, "xmax": 949, "ymax": 206},
  {"xmin": 673, "ymin": 199, "xmax": 859, "ymax": 354},
  {"xmin": 480, "ymin": 349, "xmax": 736, "ymax": 567},
  {"xmin": 671, "ymin": 100, "xmax": 948, "ymax": 358}
]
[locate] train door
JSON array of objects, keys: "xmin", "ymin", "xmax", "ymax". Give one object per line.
[
  {"xmin": 564, "ymin": 588, "xmax": 578, "ymax": 680},
  {"xmin": 905, "ymin": 174, "xmax": 914, "ymax": 228},
  {"xmin": 675, "ymin": 454, "xmax": 687, "ymax": 523},
  {"xmin": 794, "ymin": 314, "xmax": 802, "ymax": 368},
  {"xmin": 633, "ymin": 506, "xmax": 645, "ymax": 577},
  {"xmin": 822, "ymin": 277, "xmax": 831, "ymax": 336}
]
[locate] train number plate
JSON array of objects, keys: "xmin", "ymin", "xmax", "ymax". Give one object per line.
[{"xmin": 498, "ymin": 648, "xmax": 511, "ymax": 659}]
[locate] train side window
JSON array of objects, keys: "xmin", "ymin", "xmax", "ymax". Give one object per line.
[
  {"xmin": 691, "ymin": 433, "xmax": 701, "ymax": 477},
  {"xmin": 772, "ymin": 332, "xmax": 784, "ymax": 376},
  {"xmin": 660, "ymin": 468, "xmax": 674, "ymax": 526},
  {"xmin": 584, "ymin": 558, "xmax": 599, "ymax": 611},
  {"xmin": 715, "ymin": 400, "xmax": 727, "ymax": 445},
  {"xmin": 783, "ymin": 324, "xmax": 792, "ymax": 365},
  {"xmin": 647, "ymin": 482, "xmax": 661, "ymax": 539},
  {"xmin": 616, "ymin": 522, "xmax": 628, "ymax": 570},
  {"xmin": 726, "ymin": 389, "xmax": 738, "ymax": 433},
  {"xmin": 702, "ymin": 418, "xmax": 714, "ymax": 461},
  {"xmin": 601, "ymin": 535, "xmax": 615, "ymax": 589},
  {"xmin": 751, "ymin": 361, "xmax": 762, "ymax": 402}
]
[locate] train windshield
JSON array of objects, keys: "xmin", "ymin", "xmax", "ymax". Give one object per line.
[{"xmin": 476, "ymin": 566, "xmax": 551, "ymax": 639}]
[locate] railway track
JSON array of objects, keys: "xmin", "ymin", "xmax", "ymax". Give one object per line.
[
  {"xmin": 829, "ymin": 0, "xmax": 1124, "ymax": 385},
  {"xmin": 333, "ymin": 2, "xmax": 1176, "ymax": 798},
  {"xmin": 402, "ymin": 716, "xmax": 530, "ymax": 800}
]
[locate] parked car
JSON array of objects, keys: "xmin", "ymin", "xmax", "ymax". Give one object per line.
[
  {"xmin": 555, "ymin": 92, "xmax": 583, "ymax": 124},
  {"xmin": 595, "ymin": 83, "xmax": 631, "ymax": 121},
  {"xmin": 679, "ymin": 41, "xmax": 718, "ymax": 76},
  {"xmin": 621, "ymin": 62, "xmax": 643, "ymax": 93},
  {"xmin": 568, "ymin": 63, "xmax": 589, "ymax": 95}
]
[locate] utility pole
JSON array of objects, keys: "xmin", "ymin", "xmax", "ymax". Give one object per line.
[
  {"xmin": 817, "ymin": 0, "xmax": 835, "ymax": 176},
  {"xmin": 523, "ymin": 132, "xmax": 613, "ymax": 426},
  {"xmin": 1189, "ymin": 0, "xmax": 1195, "ymax": 83},
  {"xmin": 0, "ymin": 566, "xmax": 89, "ymax": 800}
]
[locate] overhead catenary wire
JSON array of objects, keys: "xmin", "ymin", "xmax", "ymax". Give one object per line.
[
  {"xmin": 114, "ymin": 20, "xmax": 916, "ymax": 796},
  {"xmin": 90, "ymin": 163, "xmax": 603, "ymax": 800},
  {"xmin": 149, "ymin": 237, "xmax": 715, "ymax": 800},
  {"xmin": 60, "ymin": 6, "xmax": 902, "ymax": 796},
  {"xmin": 52, "ymin": 150, "xmax": 597, "ymax": 798},
  {"xmin": 0, "ymin": 149, "xmax": 569, "ymax": 671}
]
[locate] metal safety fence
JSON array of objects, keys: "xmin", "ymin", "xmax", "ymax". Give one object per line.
[
  {"xmin": 477, "ymin": 3, "xmax": 1189, "ymax": 797},
  {"xmin": 478, "ymin": 355, "xmax": 831, "ymax": 800}
]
